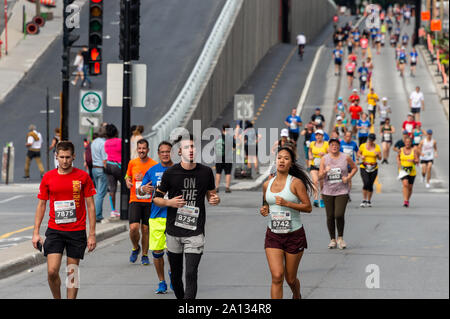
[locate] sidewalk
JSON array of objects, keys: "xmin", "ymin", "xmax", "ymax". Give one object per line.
[{"xmin": 0, "ymin": 0, "xmax": 87, "ymax": 103}]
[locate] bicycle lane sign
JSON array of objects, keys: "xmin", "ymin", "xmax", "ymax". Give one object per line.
[{"xmin": 79, "ymin": 90, "xmax": 103, "ymax": 135}]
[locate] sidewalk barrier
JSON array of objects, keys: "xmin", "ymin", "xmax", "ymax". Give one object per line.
[
  {"xmin": 25, "ymin": 21, "xmax": 39, "ymax": 34},
  {"xmin": 1, "ymin": 142, "xmax": 15, "ymax": 184},
  {"xmin": 143, "ymin": 0, "xmax": 243, "ymax": 159},
  {"xmin": 32, "ymin": 15, "xmax": 45, "ymax": 27}
]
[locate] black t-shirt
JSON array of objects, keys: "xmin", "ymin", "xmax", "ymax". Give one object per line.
[
  {"xmin": 311, "ymin": 114, "xmax": 325, "ymax": 125},
  {"xmin": 394, "ymin": 140, "xmax": 405, "ymax": 150},
  {"xmin": 81, "ymin": 51, "xmax": 89, "ymax": 65},
  {"xmin": 158, "ymin": 163, "xmax": 215, "ymax": 237}
]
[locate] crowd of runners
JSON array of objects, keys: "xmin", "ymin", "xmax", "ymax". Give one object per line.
[{"xmin": 30, "ymin": 3, "xmax": 440, "ymax": 300}]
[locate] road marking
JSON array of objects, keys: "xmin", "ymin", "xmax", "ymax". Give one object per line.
[
  {"xmin": 0, "ymin": 195, "xmax": 28, "ymax": 204},
  {"xmin": 0, "ymin": 226, "xmax": 34, "ymax": 240}
]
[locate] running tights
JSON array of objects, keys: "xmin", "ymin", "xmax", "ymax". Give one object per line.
[
  {"xmin": 167, "ymin": 251, "xmax": 202, "ymax": 299},
  {"xmin": 360, "ymin": 168, "xmax": 378, "ymax": 192},
  {"xmin": 322, "ymin": 194, "xmax": 349, "ymax": 239}
]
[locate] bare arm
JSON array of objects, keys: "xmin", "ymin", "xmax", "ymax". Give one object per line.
[
  {"xmin": 276, "ymin": 178, "xmax": 312, "ymax": 213},
  {"xmin": 32, "ymin": 200, "xmax": 47, "ymax": 249},
  {"xmin": 85, "ymin": 196, "xmax": 96, "ymax": 252}
]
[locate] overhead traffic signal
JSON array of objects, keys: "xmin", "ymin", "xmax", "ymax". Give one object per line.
[
  {"xmin": 89, "ymin": 0, "xmax": 103, "ymax": 76},
  {"xmin": 120, "ymin": 0, "xmax": 140, "ymax": 61}
]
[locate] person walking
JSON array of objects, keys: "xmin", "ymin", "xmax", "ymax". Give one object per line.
[
  {"xmin": 125, "ymin": 138, "xmax": 157, "ymax": 265},
  {"xmin": 215, "ymin": 124, "xmax": 235, "ymax": 193},
  {"xmin": 24, "ymin": 124, "xmax": 45, "ymax": 179},
  {"xmin": 32, "ymin": 141, "xmax": 97, "ymax": 299},
  {"xmin": 81, "ymin": 46, "xmax": 92, "ymax": 88},
  {"xmin": 140, "ymin": 141, "xmax": 174, "ymax": 294},
  {"xmin": 418, "ymin": 130, "xmax": 437, "ymax": 189},
  {"xmin": 319, "ymin": 138, "xmax": 357, "ymax": 249},
  {"xmin": 71, "ymin": 50, "xmax": 84, "ymax": 87},
  {"xmin": 397, "ymin": 137, "xmax": 419, "ymax": 207},
  {"xmin": 90, "ymin": 127, "xmax": 108, "ymax": 222},
  {"xmin": 104, "ymin": 124, "xmax": 122, "ymax": 217},
  {"xmin": 48, "ymin": 128, "xmax": 61, "ymax": 169},
  {"xmin": 357, "ymin": 134, "xmax": 381, "ymax": 207},
  {"xmin": 260, "ymin": 146, "xmax": 314, "ymax": 299},
  {"xmin": 152, "ymin": 133, "xmax": 220, "ymax": 300}
]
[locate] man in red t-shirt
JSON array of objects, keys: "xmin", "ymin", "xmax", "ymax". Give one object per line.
[
  {"xmin": 349, "ymin": 101, "xmax": 363, "ymax": 137},
  {"xmin": 402, "ymin": 113, "xmax": 417, "ymax": 137},
  {"xmin": 32, "ymin": 141, "xmax": 96, "ymax": 299},
  {"xmin": 348, "ymin": 89, "xmax": 360, "ymax": 104}
]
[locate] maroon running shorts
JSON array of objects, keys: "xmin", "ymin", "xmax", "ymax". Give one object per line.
[{"xmin": 264, "ymin": 227, "xmax": 308, "ymax": 254}]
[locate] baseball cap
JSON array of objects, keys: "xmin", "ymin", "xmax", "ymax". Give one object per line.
[
  {"xmin": 407, "ymin": 112, "xmax": 413, "ymax": 117},
  {"xmin": 280, "ymin": 128, "xmax": 289, "ymax": 137},
  {"xmin": 315, "ymin": 129, "xmax": 324, "ymax": 135},
  {"xmin": 338, "ymin": 96, "xmax": 343, "ymax": 100},
  {"xmin": 336, "ymin": 116, "xmax": 343, "ymax": 121},
  {"xmin": 402, "ymin": 130, "xmax": 409, "ymax": 135},
  {"xmin": 382, "ymin": 97, "xmax": 388, "ymax": 101},
  {"xmin": 352, "ymin": 88, "xmax": 358, "ymax": 92},
  {"xmin": 329, "ymin": 138, "xmax": 341, "ymax": 145},
  {"xmin": 315, "ymin": 107, "xmax": 321, "ymax": 111},
  {"xmin": 427, "ymin": 129, "xmax": 433, "ymax": 134},
  {"xmin": 368, "ymin": 133, "xmax": 376, "ymax": 140}
]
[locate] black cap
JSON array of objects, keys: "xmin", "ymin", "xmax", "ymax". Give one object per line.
[
  {"xmin": 329, "ymin": 138, "xmax": 341, "ymax": 145},
  {"xmin": 368, "ymin": 133, "xmax": 376, "ymax": 140}
]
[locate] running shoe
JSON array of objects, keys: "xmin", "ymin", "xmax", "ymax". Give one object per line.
[
  {"xmin": 403, "ymin": 201, "xmax": 409, "ymax": 208},
  {"xmin": 141, "ymin": 255, "xmax": 150, "ymax": 266},
  {"xmin": 319, "ymin": 200, "xmax": 325, "ymax": 208},
  {"xmin": 360, "ymin": 200, "xmax": 367, "ymax": 208},
  {"xmin": 426, "ymin": 183, "xmax": 431, "ymax": 188},
  {"xmin": 110, "ymin": 210, "xmax": 120, "ymax": 218},
  {"xmin": 328, "ymin": 240, "xmax": 337, "ymax": 249},
  {"xmin": 225, "ymin": 187, "xmax": 231, "ymax": 193},
  {"xmin": 155, "ymin": 280, "xmax": 168, "ymax": 294},
  {"xmin": 366, "ymin": 201, "xmax": 372, "ymax": 207},
  {"xmin": 337, "ymin": 238, "xmax": 347, "ymax": 249},
  {"xmin": 313, "ymin": 200, "xmax": 319, "ymax": 208},
  {"xmin": 129, "ymin": 245, "xmax": 140, "ymax": 263}
]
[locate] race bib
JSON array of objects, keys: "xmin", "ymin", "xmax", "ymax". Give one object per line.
[
  {"xmin": 361, "ymin": 75, "xmax": 367, "ymax": 82},
  {"xmin": 290, "ymin": 120, "xmax": 297, "ymax": 130},
  {"xmin": 414, "ymin": 136, "xmax": 421, "ymax": 144},
  {"xmin": 405, "ymin": 124, "xmax": 413, "ymax": 133},
  {"xmin": 380, "ymin": 110, "xmax": 387, "ymax": 118},
  {"xmin": 368, "ymin": 104, "xmax": 374, "ymax": 111},
  {"xmin": 364, "ymin": 163, "xmax": 377, "ymax": 172},
  {"xmin": 175, "ymin": 205, "xmax": 199, "ymax": 231},
  {"xmin": 327, "ymin": 168, "xmax": 343, "ymax": 184},
  {"xmin": 54, "ymin": 200, "xmax": 77, "ymax": 224},
  {"xmin": 313, "ymin": 157, "xmax": 321, "ymax": 167},
  {"xmin": 305, "ymin": 140, "xmax": 311, "ymax": 148},
  {"xmin": 383, "ymin": 133, "xmax": 391, "ymax": 141},
  {"xmin": 270, "ymin": 211, "xmax": 292, "ymax": 234},
  {"xmin": 411, "ymin": 56, "xmax": 417, "ymax": 62},
  {"xmin": 136, "ymin": 181, "xmax": 151, "ymax": 200},
  {"xmin": 314, "ymin": 118, "xmax": 322, "ymax": 125},
  {"xmin": 343, "ymin": 147, "xmax": 353, "ymax": 156}
]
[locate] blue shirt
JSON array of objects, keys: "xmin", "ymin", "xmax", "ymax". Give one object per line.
[
  {"xmin": 357, "ymin": 120, "xmax": 370, "ymax": 137},
  {"xmin": 310, "ymin": 132, "xmax": 330, "ymax": 142},
  {"xmin": 340, "ymin": 140, "xmax": 359, "ymax": 161},
  {"xmin": 285, "ymin": 115, "xmax": 302, "ymax": 133},
  {"xmin": 410, "ymin": 52, "xmax": 418, "ymax": 62},
  {"xmin": 333, "ymin": 49, "xmax": 343, "ymax": 60},
  {"xmin": 90, "ymin": 137, "xmax": 107, "ymax": 167},
  {"xmin": 141, "ymin": 163, "xmax": 171, "ymax": 219}
]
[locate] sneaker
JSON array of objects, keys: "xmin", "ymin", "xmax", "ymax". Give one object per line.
[
  {"xmin": 110, "ymin": 210, "xmax": 120, "ymax": 218},
  {"xmin": 360, "ymin": 200, "xmax": 367, "ymax": 208},
  {"xmin": 319, "ymin": 199, "xmax": 325, "ymax": 208},
  {"xmin": 403, "ymin": 201, "xmax": 409, "ymax": 208},
  {"xmin": 23, "ymin": 175, "xmax": 30, "ymax": 179},
  {"xmin": 141, "ymin": 255, "xmax": 150, "ymax": 266},
  {"xmin": 225, "ymin": 187, "xmax": 231, "ymax": 193},
  {"xmin": 155, "ymin": 280, "xmax": 168, "ymax": 294},
  {"xmin": 129, "ymin": 245, "xmax": 140, "ymax": 263},
  {"xmin": 313, "ymin": 200, "xmax": 319, "ymax": 208},
  {"xmin": 366, "ymin": 201, "xmax": 372, "ymax": 207},
  {"xmin": 348, "ymin": 195, "xmax": 352, "ymax": 202},
  {"xmin": 328, "ymin": 240, "xmax": 337, "ymax": 249},
  {"xmin": 337, "ymin": 238, "xmax": 347, "ymax": 249},
  {"xmin": 425, "ymin": 183, "xmax": 431, "ymax": 188}
]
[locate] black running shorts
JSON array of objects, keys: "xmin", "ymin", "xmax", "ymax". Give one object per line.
[
  {"xmin": 44, "ymin": 228, "xmax": 87, "ymax": 260},
  {"xmin": 129, "ymin": 202, "xmax": 151, "ymax": 225}
]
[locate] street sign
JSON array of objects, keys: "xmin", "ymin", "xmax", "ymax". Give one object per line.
[
  {"xmin": 79, "ymin": 90, "xmax": 103, "ymax": 135},
  {"xmin": 421, "ymin": 11, "xmax": 430, "ymax": 21},
  {"xmin": 106, "ymin": 63, "xmax": 147, "ymax": 107},
  {"xmin": 430, "ymin": 19, "xmax": 442, "ymax": 32},
  {"xmin": 234, "ymin": 94, "xmax": 254, "ymax": 121}
]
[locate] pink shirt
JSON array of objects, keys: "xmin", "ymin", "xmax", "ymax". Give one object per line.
[
  {"xmin": 321, "ymin": 153, "xmax": 350, "ymax": 196},
  {"xmin": 104, "ymin": 138, "xmax": 122, "ymax": 163}
]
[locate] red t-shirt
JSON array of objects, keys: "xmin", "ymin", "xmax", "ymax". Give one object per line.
[
  {"xmin": 402, "ymin": 121, "xmax": 416, "ymax": 135},
  {"xmin": 349, "ymin": 94, "xmax": 360, "ymax": 103},
  {"xmin": 349, "ymin": 105, "xmax": 363, "ymax": 120},
  {"xmin": 38, "ymin": 168, "xmax": 96, "ymax": 231}
]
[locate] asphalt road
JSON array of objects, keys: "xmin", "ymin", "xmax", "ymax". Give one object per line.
[{"xmin": 0, "ymin": 0, "xmax": 225, "ymax": 181}]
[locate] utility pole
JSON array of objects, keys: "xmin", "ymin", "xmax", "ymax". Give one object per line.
[{"xmin": 413, "ymin": 0, "xmax": 421, "ymax": 46}]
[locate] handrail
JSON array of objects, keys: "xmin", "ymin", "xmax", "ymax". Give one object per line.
[{"xmin": 144, "ymin": 0, "xmax": 243, "ymax": 159}]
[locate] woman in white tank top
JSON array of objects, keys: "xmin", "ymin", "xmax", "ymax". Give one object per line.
[
  {"xmin": 418, "ymin": 130, "xmax": 438, "ymax": 188},
  {"xmin": 260, "ymin": 146, "xmax": 314, "ymax": 299}
]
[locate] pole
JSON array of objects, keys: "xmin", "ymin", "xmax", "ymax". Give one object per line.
[
  {"xmin": 61, "ymin": 1, "xmax": 70, "ymax": 141},
  {"xmin": 36, "ymin": 0, "xmax": 40, "ymax": 16},
  {"xmin": 5, "ymin": 144, "xmax": 10, "ymax": 185},
  {"xmin": 413, "ymin": 0, "xmax": 421, "ymax": 46},
  {"xmin": 46, "ymin": 87, "xmax": 50, "ymax": 171},
  {"xmin": 120, "ymin": 0, "xmax": 131, "ymax": 220},
  {"xmin": 4, "ymin": 0, "xmax": 8, "ymax": 55}
]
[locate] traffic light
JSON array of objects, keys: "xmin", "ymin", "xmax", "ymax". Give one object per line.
[
  {"xmin": 89, "ymin": 47, "xmax": 102, "ymax": 75},
  {"xmin": 63, "ymin": 0, "xmax": 80, "ymax": 48},
  {"xmin": 120, "ymin": 0, "xmax": 140, "ymax": 61},
  {"xmin": 89, "ymin": 0, "xmax": 103, "ymax": 47}
]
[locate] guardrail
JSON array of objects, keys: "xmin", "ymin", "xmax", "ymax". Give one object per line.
[
  {"xmin": 425, "ymin": 34, "xmax": 449, "ymax": 100},
  {"xmin": 144, "ymin": 0, "xmax": 243, "ymax": 159}
]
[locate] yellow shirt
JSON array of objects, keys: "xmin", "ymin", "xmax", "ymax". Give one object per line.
[
  {"xmin": 359, "ymin": 143, "xmax": 381, "ymax": 169},
  {"xmin": 399, "ymin": 147, "xmax": 416, "ymax": 176},
  {"xmin": 367, "ymin": 93, "xmax": 379, "ymax": 106},
  {"xmin": 310, "ymin": 141, "xmax": 329, "ymax": 167}
]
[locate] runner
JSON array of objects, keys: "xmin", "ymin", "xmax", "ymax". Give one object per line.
[
  {"xmin": 340, "ymin": 131, "xmax": 359, "ymax": 201},
  {"xmin": 410, "ymin": 47, "xmax": 418, "ymax": 77},
  {"xmin": 140, "ymin": 141, "xmax": 174, "ymax": 294},
  {"xmin": 296, "ymin": 32, "xmax": 306, "ymax": 60},
  {"xmin": 333, "ymin": 45, "xmax": 344, "ymax": 76},
  {"xmin": 345, "ymin": 57, "xmax": 356, "ymax": 89},
  {"xmin": 357, "ymin": 134, "xmax": 381, "ymax": 207},
  {"xmin": 418, "ymin": 129, "xmax": 438, "ymax": 189},
  {"xmin": 152, "ymin": 133, "xmax": 220, "ymax": 300},
  {"xmin": 284, "ymin": 108, "xmax": 303, "ymax": 143},
  {"xmin": 358, "ymin": 62, "xmax": 369, "ymax": 94},
  {"xmin": 409, "ymin": 86, "xmax": 425, "ymax": 122},
  {"xmin": 308, "ymin": 130, "xmax": 329, "ymax": 208},
  {"xmin": 348, "ymin": 88, "xmax": 360, "ymax": 104},
  {"xmin": 375, "ymin": 30, "xmax": 382, "ymax": 54},
  {"xmin": 366, "ymin": 57, "xmax": 374, "ymax": 84},
  {"xmin": 125, "ymin": 139, "xmax": 158, "ymax": 265},
  {"xmin": 357, "ymin": 112, "xmax": 371, "ymax": 146},
  {"xmin": 310, "ymin": 107, "xmax": 325, "ymax": 128},
  {"xmin": 334, "ymin": 116, "xmax": 347, "ymax": 140},
  {"xmin": 366, "ymin": 87, "xmax": 379, "ymax": 123},
  {"xmin": 360, "ymin": 34, "xmax": 369, "ymax": 58},
  {"xmin": 260, "ymin": 146, "xmax": 314, "ymax": 299},
  {"xmin": 346, "ymin": 35, "xmax": 353, "ymax": 55},
  {"xmin": 32, "ymin": 141, "xmax": 97, "ymax": 299},
  {"xmin": 401, "ymin": 33, "xmax": 409, "ymax": 47},
  {"xmin": 334, "ymin": 96, "xmax": 347, "ymax": 115},
  {"xmin": 380, "ymin": 118, "xmax": 395, "ymax": 164},
  {"xmin": 319, "ymin": 138, "xmax": 357, "ymax": 250},
  {"xmin": 398, "ymin": 47, "xmax": 407, "ymax": 77},
  {"xmin": 378, "ymin": 97, "xmax": 392, "ymax": 125},
  {"xmin": 397, "ymin": 137, "xmax": 419, "ymax": 207},
  {"xmin": 402, "ymin": 113, "xmax": 417, "ymax": 138},
  {"xmin": 215, "ymin": 124, "xmax": 236, "ymax": 193},
  {"xmin": 393, "ymin": 130, "xmax": 410, "ymax": 154},
  {"xmin": 412, "ymin": 122, "xmax": 425, "ymax": 146},
  {"xmin": 300, "ymin": 123, "xmax": 314, "ymax": 168},
  {"xmin": 348, "ymin": 99, "xmax": 363, "ymax": 139}
]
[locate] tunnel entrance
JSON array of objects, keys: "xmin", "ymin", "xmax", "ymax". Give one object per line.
[{"xmin": 280, "ymin": 0, "xmax": 291, "ymax": 43}]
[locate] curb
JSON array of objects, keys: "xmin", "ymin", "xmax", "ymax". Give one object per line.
[{"xmin": 0, "ymin": 220, "xmax": 128, "ymax": 280}]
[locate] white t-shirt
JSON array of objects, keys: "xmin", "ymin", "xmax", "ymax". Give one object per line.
[
  {"xmin": 297, "ymin": 35, "xmax": 306, "ymax": 45},
  {"xmin": 410, "ymin": 91, "xmax": 424, "ymax": 109},
  {"xmin": 27, "ymin": 130, "xmax": 43, "ymax": 149}
]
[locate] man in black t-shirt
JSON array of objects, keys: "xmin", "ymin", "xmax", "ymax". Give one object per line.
[{"xmin": 153, "ymin": 133, "xmax": 219, "ymax": 299}]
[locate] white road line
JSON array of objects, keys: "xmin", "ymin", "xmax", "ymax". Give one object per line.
[{"xmin": 0, "ymin": 195, "xmax": 28, "ymax": 204}]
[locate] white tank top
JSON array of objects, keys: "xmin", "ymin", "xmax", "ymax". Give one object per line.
[{"xmin": 420, "ymin": 139, "xmax": 435, "ymax": 161}]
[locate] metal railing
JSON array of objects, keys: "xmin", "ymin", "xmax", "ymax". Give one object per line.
[{"xmin": 144, "ymin": 0, "xmax": 243, "ymax": 159}]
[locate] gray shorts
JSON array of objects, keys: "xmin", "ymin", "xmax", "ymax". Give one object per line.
[{"xmin": 166, "ymin": 233, "xmax": 205, "ymax": 254}]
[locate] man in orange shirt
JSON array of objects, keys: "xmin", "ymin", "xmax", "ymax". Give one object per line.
[{"xmin": 125, "ymin": 138, "xmax": 158, "ymax": 265}]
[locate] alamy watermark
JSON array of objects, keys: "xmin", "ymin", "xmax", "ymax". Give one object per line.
[
  {"xmin": 65, "ymin": 3, "xmax": 81, "ymax": 29},
  {"xmin": 365, "ymin": 264, "xmax": 380, "ymax": 289}
]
